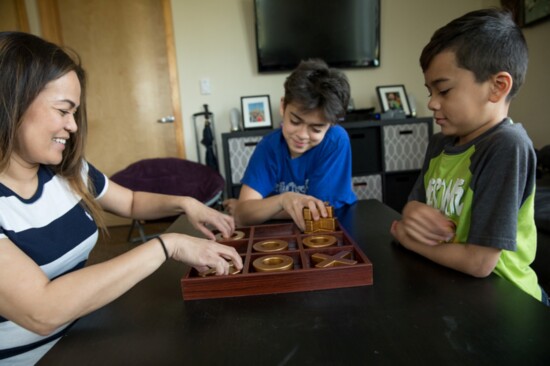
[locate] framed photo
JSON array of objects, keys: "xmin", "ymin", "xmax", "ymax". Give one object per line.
[
  {"xmin": 241, "ymin": 95, "xmax": 273, "ymax": 130},
  {"xmin": 376, "ymin": 85, "xmax": 411, "ymax": 117},
  {"xmin": 523, "ymin": 0, "xmax": 550, "ymax": 26},
  {"xmin": 501, "ymin": 0, "xmax": 550, "ymax": 26}
]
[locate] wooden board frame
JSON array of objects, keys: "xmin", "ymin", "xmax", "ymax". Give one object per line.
[{"xmin": 181, "ymin": 221, "xmax": 373, "ymax": 300}]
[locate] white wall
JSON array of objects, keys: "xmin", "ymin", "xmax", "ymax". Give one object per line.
[{"xmin": 171, "ymin": 0, "xmax": 548, "ymax": 177}]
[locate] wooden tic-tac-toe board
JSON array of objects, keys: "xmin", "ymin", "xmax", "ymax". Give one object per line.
[{"xmin": 180, "ymin": 218, "xmax": 373, "ymax": 301}]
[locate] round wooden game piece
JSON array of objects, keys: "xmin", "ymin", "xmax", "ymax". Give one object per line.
[
  {"xmin": 302, "ymin": 235, "xmax": 337, "ymax": 248},
  {"xmin": 253, "ymin": 239, "xmax": 289, "ymax": 253},
  {"xmin": 253, "ymin": 254, "xmax": 294, "ymax": 272},
  {"xmin": 215, "ymin": 230, "xmax": 245, "ymax": 241}
]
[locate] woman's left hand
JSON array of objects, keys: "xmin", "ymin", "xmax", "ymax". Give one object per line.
[{"xmin": 184, "ymin": 198, "xmax": 235, "ymax": 240}]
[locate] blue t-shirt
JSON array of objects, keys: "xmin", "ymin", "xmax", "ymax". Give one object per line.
[{"xmin": 241, "ymin": 125, "xmax": 357, "ymax": 209}]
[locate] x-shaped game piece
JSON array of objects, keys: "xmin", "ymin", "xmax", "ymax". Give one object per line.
[{"xmin": 311, "ymin": 251, "xmax": 357, "ymax": 268}]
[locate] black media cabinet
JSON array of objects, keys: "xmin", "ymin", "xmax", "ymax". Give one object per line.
[{"xmin": 221, "ymin": 117, "xmax": 433, "ymax": 212}]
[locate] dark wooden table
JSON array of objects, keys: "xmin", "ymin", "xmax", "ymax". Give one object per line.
[{"xmin": 39, "ymin": 200, "xmax": 550, "ymax": 365}]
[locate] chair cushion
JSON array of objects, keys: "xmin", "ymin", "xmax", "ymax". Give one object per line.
[{"xmin": 111, "ymin": 158, "xmax": 224, "ymax": 204}]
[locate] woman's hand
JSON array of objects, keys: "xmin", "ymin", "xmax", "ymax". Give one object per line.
[
  {"xmin": 163, "ymin": 233, "xmax": 243, "ymax": 275},
  {"xmin": 183, "ymin": 198, "xmax": 235, "ymax": 240}
]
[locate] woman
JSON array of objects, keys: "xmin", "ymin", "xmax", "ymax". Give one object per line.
[{"xmin": 0, "ymin": 31, "xmax": 242, "ymax": 365}]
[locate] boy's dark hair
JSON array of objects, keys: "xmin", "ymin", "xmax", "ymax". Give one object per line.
[
  {"xmin": 420, "ymin": 8, "xmax": 528, "ymax": 101},
  {"xmin": 283, "ymin": 59, "xmax": 350, "ymax": 123}
]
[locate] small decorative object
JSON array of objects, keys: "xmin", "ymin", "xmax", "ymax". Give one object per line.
[
  {"xmin": 229, "ymin": 108, "xmax": 241, "ymax": 132},
  {"xmin": 241, "ymin": 95, "xmax": 273, "ymax": 130},
  {"xmin": 376, "ymin": 85, "xmax": 412, "ymax": 117}
]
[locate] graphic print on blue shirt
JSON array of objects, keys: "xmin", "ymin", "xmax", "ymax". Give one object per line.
[{"xmin": 275, "ymin": 179, "xmax": 309, "ymax": 194}]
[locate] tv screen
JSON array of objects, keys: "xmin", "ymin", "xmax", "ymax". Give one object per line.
[{"xmin": 254, "ymin": 0, "xmax": 380, "ymax": 73}]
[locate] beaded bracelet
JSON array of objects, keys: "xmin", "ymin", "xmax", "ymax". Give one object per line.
[{"xmin": 156, "ymin": 236, "xmax": 169, "ymax": 261}]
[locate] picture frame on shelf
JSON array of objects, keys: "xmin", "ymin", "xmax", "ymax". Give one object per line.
[
  {"xmin": 501, "ymin": 0, "xmax": 550, "ymax": 26},
  {"xmin": 241, "ymin": 95, "xmax": 273, "ymax": 130},
  {"xmin": 523, "ymin": 0, "xmax": 550, "ymax": 26},
  {"xmin": 376, "ymin": 85, "xmax": 412, "ymax": 117}
]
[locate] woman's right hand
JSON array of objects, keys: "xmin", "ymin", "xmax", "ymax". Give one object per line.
[{"xmin": 161, "ymin": 233, "xmax": 243, "ymax": 275}]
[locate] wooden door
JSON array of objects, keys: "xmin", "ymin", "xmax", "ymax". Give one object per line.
[
  {"xmin": 47, "ymin": 0, "xmax": 185, "ymax": 177},
  {"xmin": 0, "ymin": 0, "xmax": 29, "ymax": 32},
  {"xmin": 38, "ymin": 0, "xmax": 185, "ymax": 226}
]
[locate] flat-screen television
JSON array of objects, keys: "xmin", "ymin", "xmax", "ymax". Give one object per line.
[{"xmin": 254, "ymin": 0, "xmax": 380, "ymax": 73}]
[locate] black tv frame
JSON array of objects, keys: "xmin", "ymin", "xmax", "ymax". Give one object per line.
[{"xmin": 254, "ymin": 0, "xmax": 381, "ymax": 73}]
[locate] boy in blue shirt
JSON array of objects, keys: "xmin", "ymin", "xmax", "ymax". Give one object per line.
[
  {"xmin": 390, "ymin": 9, "xmax": 548, "ymax": 305},
  {"xmin": 230, "ymin": 59, "xmax": 357, "ymax": 231}
]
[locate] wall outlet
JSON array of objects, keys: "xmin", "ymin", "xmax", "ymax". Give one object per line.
[{"xmin": 200, "ymin": 78, "xmax": 211, "ymax": 95}]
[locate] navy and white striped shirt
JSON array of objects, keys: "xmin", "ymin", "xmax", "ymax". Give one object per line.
[{"xmin": 0, "ymin": 161, "xmax": 107, "ymax": 360}]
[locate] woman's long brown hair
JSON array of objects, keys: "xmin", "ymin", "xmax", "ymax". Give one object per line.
[{"xmin": 0, "ymin": 31, "xmax": 105, "ymax": 230}]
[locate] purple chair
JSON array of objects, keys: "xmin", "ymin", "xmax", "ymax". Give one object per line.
[{"xmin": 110, "ymin": 157, "xmax": 224, "ymax": 243}]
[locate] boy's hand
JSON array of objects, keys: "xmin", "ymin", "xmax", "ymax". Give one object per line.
[
  {"xmin": 400, "ymin": 201, "xmax": 455, "ymax": 245},
  {"xmin": 280, "ymin": 192, "xmax": 327, "ymax": 231},
  {"xmin": 222, "ymin": 198, "xmax": 238, "ymax": 216},
  {"xmin": 390, "ymin": 219, "xmax": 409, "ymax": 245}
]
